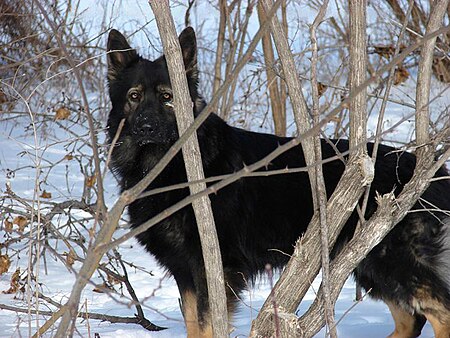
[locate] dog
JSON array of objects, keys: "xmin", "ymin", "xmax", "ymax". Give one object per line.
[{"xmin": 106, "ymin": 27, "xmax": 450, "ymax": 338}]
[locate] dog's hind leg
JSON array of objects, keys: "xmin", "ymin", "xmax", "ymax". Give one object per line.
[
  {"xmin": 413, "ymin": 291, "xmax": 450, "ymax": 338},
  {"xmin": 421, "ymin": 218, "xmax": 450, "ymax": 338},
  {"xmin": 424, "ymin": 313, "xmax": 450, "ymax": 338},
  {"xmin": 386, "ymin": 301, "xmax": 426, "ymax": 338}
]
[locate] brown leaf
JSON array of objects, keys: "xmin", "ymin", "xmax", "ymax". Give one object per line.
[
  {"xmin": 107, "ymin": 274, "xmax": 122, "ymax": 286},
  {"xmin": 55, "ymin": 107, "xmax": 70, "ymax": 120},
  {"xmin": 317, "ymin": 82, "xmax": 328, "ymax": 97},
  {"xmin": 373, "ymin": 44, "xmax": 406, "ymax": 60},
  {"xmin": 40, "ymin": 190, "xmax": 52, "ymax": 199},
  {"xmin": 394, "ymin": 66, "xmax": 409, "ymax": 85},
  {"xmin": 12, "ymin": 216, "xmax": 28, "ymax": 229},
  {"xmin": 3, "ymin": 268, "xmax": 20, "ymax": 294},
  {"xmin": 92, "ymin": 282, "xmax": 111, "ymax": 293},
  {"xmin": 373, "ymin": 45, "xmax": 395, "ymax": 59},
  {"xmin": 0, "ymin": 91, "xmax": 7, "ymax": 104},
  {"xmin": 64, "ymin": 154, "xmax": 74, "ymax": 161},
  {"xmin": 86, "ymin": 175, "xmax": 96, "ymax": 188},
  {"xmin": 4, "ymin": 219, "xmax": 13, "ymax": 233},
  {"xmin": 0, "ymin": 255, "xmax": 11, "ymax": 275}
]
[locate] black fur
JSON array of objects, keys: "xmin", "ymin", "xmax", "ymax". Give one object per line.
[{"xmin": 107, "ymin": 28, "xmax": 450, "ymax": 335}]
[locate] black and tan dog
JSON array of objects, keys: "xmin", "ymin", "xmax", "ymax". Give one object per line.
[{"xmin": 106, "ymin": 27, "xmax": 450, "ymax": 337}]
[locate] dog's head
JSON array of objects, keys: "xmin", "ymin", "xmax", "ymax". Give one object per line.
[{"xmin": 106, "ymin": 27, "xmax": 202, "ymax": 147}]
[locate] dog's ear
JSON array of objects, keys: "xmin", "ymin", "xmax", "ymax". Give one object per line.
[
  {"xmin": 178, "ymin": 27, "xmax": 198, "ymax": 79},
  {"xmin": 107, "ymin": 29, "xmax": 138, "ymax": 81}
]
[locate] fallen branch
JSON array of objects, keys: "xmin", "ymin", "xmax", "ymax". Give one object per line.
[{"xmin": 0, "ymin": 303, "xmax": 162, "ymax": 330}]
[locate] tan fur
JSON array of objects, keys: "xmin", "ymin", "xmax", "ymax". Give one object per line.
[
  {"xmin": 413, "ymin": 287, "xmax": 450, "ymax": 322},
  {"xmin": 386, "ymin": 301, "xmax": 419, "ymax": 338},
  {"xmin": 412, "ymin": 287, "xmax": 450, "ymax": 338},
  {"xmin": 424, "ymin": 313, "xmax": 450, "ymax": 338},
  {"xmin": 181, "ymin": 290, "xmax": 213, "ymax": 338}
]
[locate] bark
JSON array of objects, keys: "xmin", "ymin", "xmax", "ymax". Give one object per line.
[
  {"xmin": 257, "ymin": 2, "xmax": 286, "ymax": 136},
  {"xmin": 348, "ymin": 0, "xmax": 368, "ymax": 157},
  {"xmin": 415, "ymin": 0, "xmax": 449, "ymax": 159},
  {"xmin": 149, "ymin": 2, "xmax": 228, "ymax": 337}
]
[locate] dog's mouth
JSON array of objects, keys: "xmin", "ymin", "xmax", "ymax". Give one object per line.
[
  {"xmin": 136, "ymin": 134, "xmax": 177, "ymax": 146},
  {"xmin": 137, "ymin": 138, "xmax": 158, "ymax": 146},
  {"xmin": 132, "ymin": 123, "xmax": 178, "ymax": 146}
]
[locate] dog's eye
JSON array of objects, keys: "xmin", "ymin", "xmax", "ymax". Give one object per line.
[
  {"xmin": 129, "ymin": 91, "xmax": 141, "ymax": 102},
  {"xmin": 160, "ymin": 93, "xmax": 172, "ymax": 102}
]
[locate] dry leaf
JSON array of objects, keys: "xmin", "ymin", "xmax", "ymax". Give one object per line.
[
  {"xmin": 317, "ymin": 82, "xmax": 328, "ymax": 97},
  {"xmin": 18, "ymin": 222, "xmax": 27, "ymax": 232},
  {"xmin": 0, "ymin": 91, "xmax": 7, "ymax": 104},
  {"xmin": 4, "ymin": 219, "xmax": 13, "ymax": 233},
  {"xmin": 373, "ymin": 45, "xmax": 395, "ymax": 59},
  {"xmin": 40, "ymin": 190, "xmax": 52, "ymax": 199},
  {"xmin": 107, "ymin": 274, "xmax": 122, "ymax": 286},
  {"xmin": 0, "ymin": 255, "xmax": 11, "ymax": 275},
  {"xmin": 86, "ymin": 175, "xmax": 96, "ymax": 188},
  {"xmin": 64, "ymin": 154, "xmax": 74, "ymax": 161},
  {"xmin": 394, "ymin": 66, "xmax": 409, "ymax": 85},
  {"xmin": 92, "ymin": 282, "xmax": 111, "ymax": 293},
  {"xmin": 55, "ymin": 107, "xmax": 70, "ymax": 120},
  {"xmin": 3, "ymin": 268, "xmax": 20, "ymax": 294},
  {"xmin": 12, "ymin": 216, "xmax": 27, "ymax": 229}
]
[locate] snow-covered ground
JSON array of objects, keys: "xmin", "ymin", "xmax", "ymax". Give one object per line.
[{"xmin": 0, "ymin": 233, "xmax": 437, "ymax": 338}]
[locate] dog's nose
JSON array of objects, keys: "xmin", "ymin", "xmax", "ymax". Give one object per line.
[{"xmin": 137, "ymin": 123, "xmax": 154, "ymax": 136}]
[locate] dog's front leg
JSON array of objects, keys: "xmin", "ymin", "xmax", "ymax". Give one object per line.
[
  {"xmin": 180, "ymin": 288, "xmax": 212, "ymax": 338},
  {"xmin": 176, "ymin": 264, "xmax": 213, "ymax": 338}
]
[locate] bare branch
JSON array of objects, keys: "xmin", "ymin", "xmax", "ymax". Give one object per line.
[
  {"xmin": 348, "ymin": 0, "xmax": 368, "ymax": 156},
  {"xmin": 415, "ymin": 0, "xmax": 449, "ymax": 159}
]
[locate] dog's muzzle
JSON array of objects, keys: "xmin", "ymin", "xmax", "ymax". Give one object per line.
[{"xmin": 132, "ymin": 116, "xmax": 176, "ymax": 145}]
